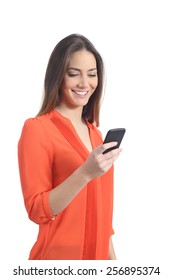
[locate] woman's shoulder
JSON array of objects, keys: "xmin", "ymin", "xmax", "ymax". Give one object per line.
[
  {"xmin": 23, "ymin": 114, "xmax": 46, "ymax": 124},
  {"xmin": 21, "ymin": 113, "xmax": 52, "ymax": 136},
  {"xmin": 18, "ymin": 114, "xmax": 54, "ymax": 151}
]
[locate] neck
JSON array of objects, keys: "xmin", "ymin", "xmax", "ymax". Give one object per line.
[{"xmin": 56, "ymin": 105, "xmax": 84, "ymax": 124}]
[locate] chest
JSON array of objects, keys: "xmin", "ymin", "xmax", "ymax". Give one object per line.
[{"xmin": 74, "ymin": 124, "xmax": 93, "ymax": 153}]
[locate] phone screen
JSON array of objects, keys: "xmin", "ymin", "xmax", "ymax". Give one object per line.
[{"xmin": 103, "ymin": 128, "xmax": 126, "ymax": 154}]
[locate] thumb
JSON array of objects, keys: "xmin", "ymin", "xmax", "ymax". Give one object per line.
[{"xmin": 94, "ymin": 142, "xmax": 118, "ymax": 155}]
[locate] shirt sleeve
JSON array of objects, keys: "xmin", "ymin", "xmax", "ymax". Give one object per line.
[{"xmin": 18, "ymin": 118, "xmax": 56, "ymax": 224}]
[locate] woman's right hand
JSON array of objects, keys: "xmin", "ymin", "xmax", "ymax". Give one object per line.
[
  {"xmin": 49, "ymin": 142, "xmax": 122, "ymax": 215},
  {"xmin": 81, "ymin": 142, "xmax": 122, "ymax": 181}
]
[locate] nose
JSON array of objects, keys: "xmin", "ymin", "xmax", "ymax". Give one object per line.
[{"xmin": 78, "ymin": 74, "xmax": 88, "ymax": 88}]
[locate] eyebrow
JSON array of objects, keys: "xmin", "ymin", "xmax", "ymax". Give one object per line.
[{"xmin": 67, "ymin": 67, "xmax": 97, "ymax": 72}]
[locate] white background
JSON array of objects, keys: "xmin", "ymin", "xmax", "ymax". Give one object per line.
[{"xmin": 0, "ymin": 0, "xmax": 173, "ymax": 278}]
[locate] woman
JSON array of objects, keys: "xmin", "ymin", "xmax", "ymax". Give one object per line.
[{"xmin": 18, "ymin": 34, "xmax": 122, "ymax": 260}]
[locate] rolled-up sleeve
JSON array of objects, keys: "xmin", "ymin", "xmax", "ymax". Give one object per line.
[{"xmin": 18, "ymin": 118, "xmax": 56, "ymax": 224}]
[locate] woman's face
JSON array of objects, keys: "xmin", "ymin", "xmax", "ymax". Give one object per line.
[{"xmin": 60, "ymin": 50, "xmax": 98, "ymax": 110}]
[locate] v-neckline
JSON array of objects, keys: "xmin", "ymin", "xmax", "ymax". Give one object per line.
[{"xmin": 50, "ymin": 109, "xmax": 94, "ymax": 156}]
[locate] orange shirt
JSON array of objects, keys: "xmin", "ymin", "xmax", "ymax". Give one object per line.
[{"xmin": 18, "ymin": 109, "xmax": 114, "ymax": 260}]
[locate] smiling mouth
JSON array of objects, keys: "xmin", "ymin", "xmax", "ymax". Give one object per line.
[{"xmin": 72, "ymin": 90, "xmax": 88, "ymax": 96}]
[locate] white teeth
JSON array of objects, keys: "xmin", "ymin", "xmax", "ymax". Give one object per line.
[{"xmin": 73, "ymin": 91, "xmax": 87, "ymax": 96}]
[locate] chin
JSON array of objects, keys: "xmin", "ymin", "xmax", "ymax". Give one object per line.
[{"xmin": 73, "ymin": 97, "xmax": 90, "ymax": 107}]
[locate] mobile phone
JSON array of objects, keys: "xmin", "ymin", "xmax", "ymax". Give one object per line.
[{"xmin": 103, "ymin": 128, "xmax": 126, "ymax": 154}]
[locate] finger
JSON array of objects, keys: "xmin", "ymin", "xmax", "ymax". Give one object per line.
[
  {"xmin": 102, "ymin": 142, "xmax": 118, "ymax": 154},
  {"xmin": 103, "ymin": 147, "xmax": 122, "ymax": 159},
  {"xmin": 94, "ymin": 142, "xmax": 117, "ymax": 155},
  {"xmin": 99, "ymin": 152, "xmax": 121, "ymax": 170}
]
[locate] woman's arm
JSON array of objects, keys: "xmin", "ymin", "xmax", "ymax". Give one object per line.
[
  {"xmin": 49, "ymin": 142, "xmax": 122, "ymax": 215},
  {"xmin": 108, "ymin": 237, "xmax": 117, "ymax": 260},
  {"xmin": 19, "ymin": 119, "xmax": 122, "ymax": 223}
]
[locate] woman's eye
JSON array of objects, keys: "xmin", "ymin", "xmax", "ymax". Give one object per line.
[
  {"xmin": 67, "ymin": 73, "xmax": 79, "ymax": 77},
  {"xmin": 67, "ymin": 72, "xmax": 97, "ymax": 77}
]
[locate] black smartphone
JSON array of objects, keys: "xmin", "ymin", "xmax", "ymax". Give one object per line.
[{"xmin": 103, "ymin": 128, "xmax": 126, "ymax": 154}]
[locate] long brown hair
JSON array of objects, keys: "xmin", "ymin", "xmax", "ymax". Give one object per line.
[{"xmin": 37, "ymin": 34, "xmax": 104, "ymax": 126}]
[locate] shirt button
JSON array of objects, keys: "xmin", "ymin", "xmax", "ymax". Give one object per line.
[{"xmin": 51, "ymin": 217, "xmax": 56, "ymax": 221}]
